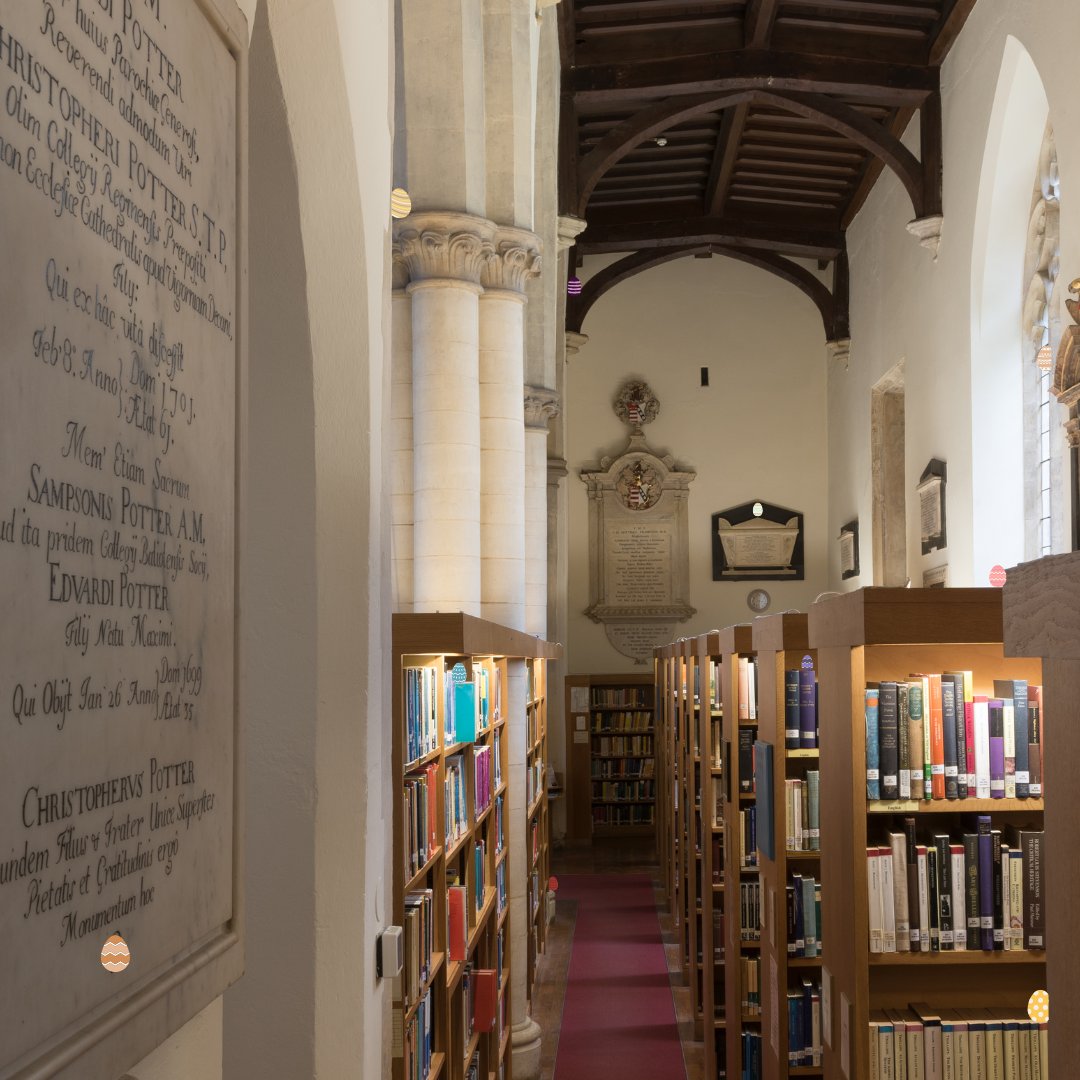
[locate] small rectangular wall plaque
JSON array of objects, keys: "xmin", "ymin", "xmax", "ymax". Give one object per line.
[
  {"xmin": 917, "ymin": 459, "xmax": 947, "ymax": 554},
  {"xmin": 839, "ymin": 519, "xmax": 859, "ymax": 580}
]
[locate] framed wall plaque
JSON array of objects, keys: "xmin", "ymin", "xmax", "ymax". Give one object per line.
[
  {"xmin": 839, "ymin": 519, "xmax": 860, "ymax": 580},
  {"xmin": 0, "ymin": 2, "xmax": 247, "ymax": 1076},
  {"xmin": 917, "ymin": 459, "xmax": 947, "ymax": 554},
  {"xmin": 711, "ymin": 501, "xmax": 805, "ymax": 581}
]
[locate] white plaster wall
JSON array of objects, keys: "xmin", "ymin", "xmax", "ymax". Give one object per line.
[
  {"xmin": 566, "ymin": 255, "xmax": 829, "ymax": 673},
  {"xmin": 829, "ymin": 0, "xmax": 1080, "ymax": 591}
]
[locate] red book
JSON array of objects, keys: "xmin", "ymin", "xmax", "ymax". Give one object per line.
[
  {"xmin": 472, "ymin": 968, "xmax": 497, "ymax": 1032},
  {"xmin": 964, "ymin": 700, "xmax": 976, "ymax": 795},
  {"xmin": 448, "ymin": 885, "xmax": 467, "ymax": 962},
  {"xmin": 928, "ymin": 674, "xmax": 945, "ymax": 800}
]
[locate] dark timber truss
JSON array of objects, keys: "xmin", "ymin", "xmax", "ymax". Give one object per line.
[{"xmin": 559, "ymin": 0, "xmax": 977, "ymax": 339}]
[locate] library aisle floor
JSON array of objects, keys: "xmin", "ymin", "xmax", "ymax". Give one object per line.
[{"xmin": 534, "ymin": 840, "xmax": 703, "ymax": 1080}]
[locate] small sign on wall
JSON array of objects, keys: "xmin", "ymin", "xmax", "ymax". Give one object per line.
[
  {"xmin": 839, "ymin": 519, "xmax": 859, "ymax": 580},
  {"xmin": 917, "ymin": 459, "xmax": 947, "ymax": 554}
]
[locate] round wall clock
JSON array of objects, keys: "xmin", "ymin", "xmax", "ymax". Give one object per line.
[{"xmin": 747, "ymin": 588, "xmax": 771, "ymax": 613}]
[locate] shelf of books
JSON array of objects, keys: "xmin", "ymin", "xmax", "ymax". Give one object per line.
[
  {"xmin": 392, "ymin": 614, "xmax": 560, "ymax": 1080},
  {"xmin": 808, "ymin": 588, "xmax": 1046, "ymax": 1080},
  {"xmin": 716, "ymin": 624, "xmax": 762, "ymax": 1080},
  {"xmin": 588, "ymin": 672, "xmax": 657, "ymax": 838},
  {"xmin": 525, "ymin": 655, "xmax": 549, "ymax": 1010},
  {"xmin": 751, "ymin": 613, "xmax": 823, "ymax": 1079},
  {"xmin": 696, "ymin": 632, "xmax": 727, "ymax": 1079}
]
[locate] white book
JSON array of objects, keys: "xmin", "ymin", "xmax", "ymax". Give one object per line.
[
  {"xmin": 1000, "ymin": 844, "xmax": 1013, "ymax": 952},
  {"xmin": 1002, "ymin": 1017, "xmax": 1020, "ymax": 1080},
  {"xmin": 973, "ymin": 698, "xmax": 991, "ymax": 799},
  {"xmin": 912, "ymin": 1003, "xmax": 943, "ymax": 1080},
  {"xmin": 942, "ymin": 1011, "xmax": 972, "ymax": 1080},
  {"xmin": 880, "ymin": 846, "xmax": 897, "ymax": 952},
  {"xmin": 907, "ymin": 1013, "xmax": 926, "ymax": 1080},
  {"xmin": 983, "ymin": 1011, "xmax": 1004, "ymax": 1080},
  {"xmin": 748, "ymin": 657, "xmax": 757, "ymax": 720},
  {"xmin": 890, "ymin": 833, "xmax": 911, "ymax": 951},
  {"xmin": 917, "ymin": 846, "xmax": 930, "ymax": 952},
  {"xmin": 1009, "ymin": 849, "xmax": 1024, "ymax": 951},
  {"xmin": 951, "ymin": 846, "xmax": 968, "ymax": 951},
  {"xmin": 943, "ymin": 1016, "xmax": 957, "ymax": 1080},
  {"xmin": 868, "ymin": 847, "xmax": 884, "ymax": 953},
  {"xmin": 870, "ymin": 1022, "xmax": 882, "ymax": 1080},
  {"xmin": 887, "ymin": 1010, "xmax": 909, "ymax": 1080},
  {"xmin": 877, "ymin": 1015, "xmax": 896, "ymax": 1080}
]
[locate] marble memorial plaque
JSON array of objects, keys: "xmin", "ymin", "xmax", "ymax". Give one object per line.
[{"xmin": 0, "ymin": 1, "xmax": 245, "ymax": 1074}]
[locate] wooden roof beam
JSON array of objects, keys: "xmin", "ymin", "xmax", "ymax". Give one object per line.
[
  {"xmin": 571, "ymin": 50, "xmax": 937, "ymax": 106},
  {"xmin": 705, "ymin": 102, "xmax": 750, "ymax": 216},
  {"xmin": 577, "ymin": 215, "xmax": 845, "ymax": 260},
  {"xmin": 745, "ymin": 0, "xmax": 780, "ymax": 47}
]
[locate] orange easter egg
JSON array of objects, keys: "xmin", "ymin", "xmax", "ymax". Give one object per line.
[{"xmin": 100, "ymin": 932, "xmax": 130, "ymax": 973}]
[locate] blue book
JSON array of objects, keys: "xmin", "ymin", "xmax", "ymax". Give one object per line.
[
  {"xmin": 799, "ymin": 656, "xmax": 817, "ymax": 748},
  {"xmin": 454, "ymin": 681, "xmax": 477, "ymax": 744},
  {"xmin": 865, "ymin": 686, "xmax": 881, "ymax": 800},
  {"xmin": 785, "ymin": 670, "xmax": 800, "ymax": 749},
  {"xmin": 878, "ymin": 681, "xmax": 899, "ymax": 800},
  {"xmin": 792, "ymin": 873, "xmax": 805, "ymax": 955},
  {"xmin": 787, "ymin": 992, "xmax": 801, "ymax": 1066}
]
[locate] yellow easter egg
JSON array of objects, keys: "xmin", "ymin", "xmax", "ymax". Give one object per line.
[
  {"xmin": 1027, "ymin": 989, "xmax": 1049, "ymax": 1024},
  {"xmin": 390, "ymin": 187, "xmax": 412, "ymax": 219},
  {"xmin": 100, "ymin": 932, "xmax": 131, "ymax": 973}
]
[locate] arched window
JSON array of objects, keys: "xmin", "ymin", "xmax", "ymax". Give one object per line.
[{"xmin": 1021, "ymin": 123, "xmax": 1066, "ymax": 558}]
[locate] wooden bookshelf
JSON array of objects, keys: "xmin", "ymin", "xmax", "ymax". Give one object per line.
[
  {"xmin": 392, "ymin": 614, "xmax": 559, "ymax": 1080},
  {"xmin": 808, "ymin": 589, "xmax": 1045, "ymax": 1080},
  {"xmin": 678, "ymin": 637, "xmax": 703, "ymax": 1034},
  {"xmin": 697, "ymin": 631, "xmax": 728, "ymax": 1079},
  {"xmin": 1003, "ymin": 551, "xmax": 1080, "ymax": 1079},
  {"xmin": 525, "ymin": 655, "xmax": 550, "ymax": 1009},
  {"xmin": 655, "ymin": 644, "xmax": 679, "ymax": 919},
  {"xmin": 752, "ymin": 612, "xmax": 823, "ymax": 1078},
  {"xmin": 716, "ymin": 624, "xmax": 759, "ymax": 1080}
]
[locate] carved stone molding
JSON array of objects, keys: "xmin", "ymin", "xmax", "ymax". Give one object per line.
[
  {"xmin": 393, "ymin": 211, "xmax": 496, "ymax": 285},
  {"xmin": 556, "ymin": 215, "xmax": 587, "ymax": 253},
  {"xmin": 548, "ymin": 457, "xmax": 569, "ymax": 485},
  {"xmin": 1066, "ymin": 416, "xmax": 1080, "ymax": 450},
  {"xmin": 906, "ymin": 214, "xmax": 944, "ymax": 260},
  {"xmin": 525, "ymin": 385, "xmax": 561, "ymax": 430},
  {"xmin": 482, "ymin": 226, "xmax": 543, "ymax": 292},
  {"xmin": 565, "ymin": 331, "xmax": 589, "ymax": 357},
  {"xmin": 826, "ymin": 338, "xmax": 851, "ymax": 371}
]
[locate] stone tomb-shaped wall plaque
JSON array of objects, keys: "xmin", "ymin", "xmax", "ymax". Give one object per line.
[
  {"xmin": 0, "ymin": 2, "xmax": 246, "ymax": 1076},
  {"xmin": 581, "ymin": 433, "xmax": 696, "ymax": 662}
]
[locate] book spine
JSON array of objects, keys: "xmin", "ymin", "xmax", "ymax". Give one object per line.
[
  {"xmin": 1009, "ymin": 846, "xmax": 1024, "ymax": 951},
  {"xmin": 977, "ymin": 816, "xmax": 994, "ymax": 951},
  {"xmin": 907, "ymin": 682, "xmax": 925, "ymax": 801},
  {"xmin": 1028, "ymin": 689, "xmax": 1042, "ymax": 798},
  {"xmin": 964, "ymin": 699, "xmax": 976, "ymax": 794},
  {"xmin": 880, "ymin": 851, "xmax": 896, "ymax": 953},
  {"xmin": 973, "ymin": 697, "xmax": 991, "ymax": 799},
  {"xmin": 890, "ymin": 833, "xmax": 911, "ymax": 951},
  {"xmin": 935, "ymin": 834, "xmax": 954, "ymax": 950},
  {"xmin": 785, "ymin": 669, "xmax": 800, "ymax": 750},
  {"xmin": 867, "ymin": 850, "xmax": 883, "ymax": 953},
  {"xmin": 799, "ymin": 662, "xmax": 817, "ymax": 748},
  {"xmin": 949, "ymin": 845, "xmax": 967, "ymax": 952},
  {"xmin": 1022, "ymin": 831, "xmax": 1044, "ymax": 950},
  {"xmin": 1002, "ymin": 699, "xmax": 1016, "ymax": 799},
  {"xmin": 991, "ymin": 830, "xmax": 1004, "ymax": 951},
  {"xmin": 807, "ymin": 770, "xmax": 820, "ymax": 851},
  {"xmin": 897, "ymin": 684, "xmax": 911, "ymax": 800},
  {"xmin": 941, "ymin": 677, "xmax": 959, "ymax": 800},
  {"xmin": 926, "ymin": 845, "xmax": 940, "ymax": 953},
  {"xmin": 905, "ymin": 816, "xmax": 921, "ymax": 951},
  {"xmin": 928, "ymin": 674, "xmax": 945, "ymax": 800},
  {"xmin": 988, "ymin": 701, "xmax": 1005, "ymax": 799},
  {"xmin": 948, "ymin": 673, "xmax": 970, "ymax": 799},
  {"xmin": 963, "ymin": 833, "xmax": 980, "ymax": 951},
  {"xmin": 917, "ymin": 845, "xmax": 930, "ymax": 952},
  {"xmin": 866, "ymin": 687, "xmax": 881, "ymax": 801},
  {"xmin": 1013, "ymin": 681, "xmax": 1030, "ymax": 798},
  {"xmin": 879, "ymin": 682, "xmax": 899, "ymax": 801}
]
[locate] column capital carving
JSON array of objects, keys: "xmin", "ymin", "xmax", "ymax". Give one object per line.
[
  {"xmin": 556, "ymin": 215, "xmax": 587, "ymax": 252},
  {"xmin": 826, "ymin": 338, "xmax": 851, "ymax": 371},
  {"xmin": 482, "ymin": 226, "xmax": 543, "ymax": 292},
  {"xmin": 1066, "ymin": 415, "xmax": 1080, "ymax": 449},
  {"xmin": 906, "ymin": 215, "xmax": 943, "ymax": 261},
  {"xmin": 524, "ymin": 385, "xmax": 560, "ymax": 430},
  {"xmin": 393, "ymin": 211, "xmax": 496, "ymax": 285},
  {"xmin": 547, "ymin": 457, "xmax": 569, "ymax": 484},
  {"xmin": 565, "ymin": 331, "xmax": 589, "ymax": 357}
]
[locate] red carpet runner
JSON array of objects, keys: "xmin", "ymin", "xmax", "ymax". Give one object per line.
[{"xmin": 553, "ymin": 874, "xmax": 687, "ymax": 1080}]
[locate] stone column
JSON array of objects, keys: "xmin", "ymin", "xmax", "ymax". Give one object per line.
[
  {"xmin": 395, "ymin": 211, "xmax": 495, "ymax": 615},
  {"xmin": 391, "ymin": 266, "xmax": 414, "ymax": 611},
  {"xmin": 506, "ymin": 657, "xmax": 541, "ymax": 1079},
  {"xmin": 479, "ymin": 229, "xmax": 542, "ymax": 631},
  {"xmin": 524, "ymin": 388, "xmax": 560, "ymax": 637}
]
